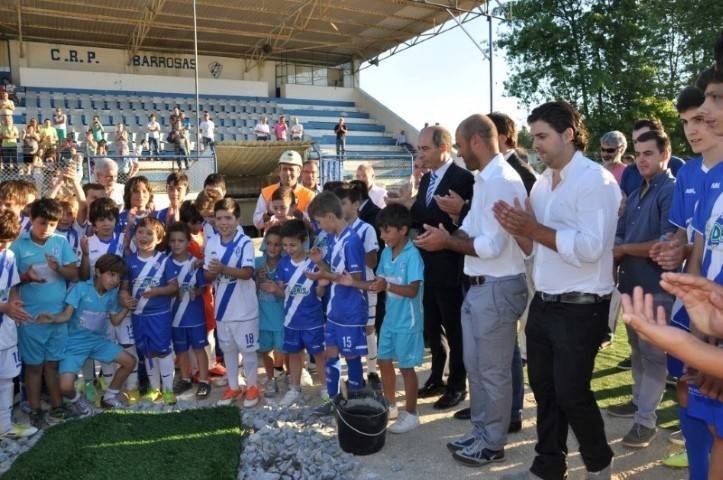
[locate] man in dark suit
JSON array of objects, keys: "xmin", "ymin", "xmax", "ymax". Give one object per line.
[{"xmin": 411, "ymin": 125, "xmax": 474, "ymax": 409}]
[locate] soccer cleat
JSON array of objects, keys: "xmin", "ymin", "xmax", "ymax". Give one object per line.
[
  {"xmin": 173, "ymin": 378, "xmax": 193, "ymax": 395},
  {"xmin": 48, "ymin": 405, "xmax": 79, "ymax": 424},
  {"xmin": 209, "ymin": 364, "xmax": 227, "ymax": 377},
  {"xmin": 29, "ymin": 410, "xmax": 50, "ymax": 430},
  {"xmin": 84, "ymin": 380, "xmax": 97, "ymax": 404},
  {"xmin": 243, "ymin": 386, "xmax": 260, "ymax": 408},
  {"xmin": 388, "ymin": 411, "xmax": 420, "ymax": 434},
  {"xmin": 279, "ymin": 387, "xmax": 301, "ymax": 408},
  {"xmin": 662, "ymin": 450, "xmax": 688, "ymax": 468},
  {"xmin": 264, "ymin": 378, "xmax": 279, "ymax": 398},
  {"xmin": 300, "ymin": 368, "xmax": 314, "ymax": 387},
  {"xmin": 312, "ymin": 400, "xmax": 333, "ymax": 416},
  {"xmin": 162, "ymin": 390, "xmax": 177, "ymax": 405},
  {"xmin": 141, "ymin": 388, "xmax": 162, "ymax": 403},
  {"xmin": 194, "ymin": 381, "xmax": 210, "ymax": 400},
  {"xmin": 2, "ymin": 423, "xmax": 39, "ymax": 439},
  {"xmin": 68, "ymin": 396, "xmax": 94, "ymax": 417},
  {"xmin": 126, "ymin": 389, "xmax": 141, "ymax": 405},
  {"xmin": 217, "ymin": 387, "xmax": 242, "ymax": 406},
  {"xmin": 101, "ymin": 394, "xmax": 126, "ymax": 409}
]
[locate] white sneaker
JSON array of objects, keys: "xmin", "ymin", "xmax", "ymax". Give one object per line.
[
  {"xmin": 388, "ymin": 404, "xmax": 399, "ymax": 420},
  {"xmin": 300, "ymin": 368, "xmax": 314, "ymax": 387},
  {"xmin": 279, "ymin": 387, "xmax": 301, "ymax": 407},
  {"xmin": 1, "ymin": 423, "xmax": 38, "ymax": 439},
  {"xmin": 388, "ymin": 411, "xmax": 419, "ymax": 434}
]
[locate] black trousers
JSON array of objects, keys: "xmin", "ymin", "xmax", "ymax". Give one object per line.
[
  {"xmin": 526, "ymin": 296, "xmax": 614, "ymax": 480},
  {"xmin": 423, "ymin": 284, "xmax": 466, "ymax": 392}
]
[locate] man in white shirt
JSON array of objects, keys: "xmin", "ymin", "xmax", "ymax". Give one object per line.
[
  {"xmin": 254, "ymin": 116, "xmax": 270, "ymax": 141},
  {"xmin": 355, "ymin": 163, "xmax": 387, "ymax": 208},
  {"xmin": 200, "ymin": 111, "xmax": 215, "ymax": 152},
  {"xmin": 146, "ymin": 114, "xmax": 161, "ymax": 159},
  {"xmin": 290, "ymin": 117, "xmax": 304, "ymax": 141},
  {"xmin": 93, "ymin": 157, "xmax": 125, "ymax": 208},
  {"xmin": 415, "ymin": 114, "xmax": 528, "ymax": 467},
  {"xmin": 494, "ymin": 101, "xmax": 619, "ymax": 480}
]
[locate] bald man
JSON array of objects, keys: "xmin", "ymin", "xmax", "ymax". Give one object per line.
[{"xmin": 355, "ymin": 163, "xmax": 387, "ymax": 209}]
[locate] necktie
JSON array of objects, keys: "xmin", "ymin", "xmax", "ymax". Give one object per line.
[{"xmin": 425, "ymin": 172, "xmax": 437, "ymax": 206}]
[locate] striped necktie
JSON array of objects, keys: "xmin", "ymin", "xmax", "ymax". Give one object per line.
[{"xmin": 425, "ymin": 172, "xmax": 437, "ymax": 206}]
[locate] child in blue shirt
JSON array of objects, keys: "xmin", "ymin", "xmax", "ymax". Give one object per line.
[
  {"xmin": 307, "ymin": 191, "xmax": 367, "ymax": 416},
  {"xmin": 11, "ymin": 198, "xmax": 78, "ymax": 428},
  {"xmin": 255, "ymin": 225, "xmax": 286, "ymax": 399},
  {"xmin": 39, "ymin": 254, "xmax": 136, "ymax": 415},
  {"xmin": 166, "ymin": 222, "xmax": 210, "ymax": 400},
  {"xmin": 264, "ymin": 220, "xmax": 327, "ymax": 408},
  {"xmin": 120, "ymin": 217, "xmax": 178, "ymax": 405},
  {"xmin": 0, "ymin": 211, "xmax": 36, "ymax": 439}
]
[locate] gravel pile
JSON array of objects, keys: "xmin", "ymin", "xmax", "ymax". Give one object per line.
[{"xmin": 0, "ymin": 430, "xmax": 43, "ymax": 475}]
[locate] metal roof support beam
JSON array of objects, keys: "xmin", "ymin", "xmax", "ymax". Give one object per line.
[
  {"xmin": 16, "ymin": 1, "xmax": 23, "ymax": 58},
  {"xmin": 128, "ymin": 0, "xmax": 166, "ymax": 63}
]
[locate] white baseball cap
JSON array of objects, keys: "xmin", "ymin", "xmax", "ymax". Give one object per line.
[{"xmin": 278, "ymin": 150, "xmax": 303, "ymax": 167}]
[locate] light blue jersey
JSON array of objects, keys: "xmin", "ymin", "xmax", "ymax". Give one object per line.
[
  {"xmin": 376, "ymin": 239, "xmax": 424, "ymax": 332},
  {"xmin": 256, "ymin": 256, "xmax": 285, "ymax": 332},
  {"xmin": 65, "ymin": 280, "xmax": 122, "ymax": 336},
  {"xmin": 11, "ymin": 231, "xmax": 77, "ymax": 319}
]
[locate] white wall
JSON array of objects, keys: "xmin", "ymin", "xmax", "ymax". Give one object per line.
[
  {"xmin": 281, "ymin": 84, "xmax": 356, "ymax": 101},
  {"xmin": 354, "ymin": 88, "xmax": 419, "ymax": 145},
  {"xmin": 19, "ymin": 67, "xmax": 268, "ymax": 96}
]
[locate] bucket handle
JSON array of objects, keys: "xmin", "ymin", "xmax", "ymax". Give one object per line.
[{"xmin": 336, "ymin": 409, "xmax": 388, "ymax": 437}]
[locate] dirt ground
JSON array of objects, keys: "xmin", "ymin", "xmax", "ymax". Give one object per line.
[{"xmin": 355, "ymin": 354, "xmax": 687, "ymax": 480}]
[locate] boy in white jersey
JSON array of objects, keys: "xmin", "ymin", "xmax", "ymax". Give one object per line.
[
  {"xmin": 0, "ymin": 211, "xmax": 37, "ymax": 438},
  {"xmin": 263, "ymin": 220, "xmax": 327, "ymax": 407},
  {"xmin": 335, "ymin": 184, "xmax": 381, "ymax": 391},
  {"xmin": 79, "ymin": 197, "xmax": 136, "ymax": 402},
  {"xmin": 204, "ymin": 198, "xmax": 260, "ymax": 408}
]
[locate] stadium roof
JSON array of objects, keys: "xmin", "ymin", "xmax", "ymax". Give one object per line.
[{"xmin": 0, "ymin": 0, "xmax": 488, "ymax": 68}]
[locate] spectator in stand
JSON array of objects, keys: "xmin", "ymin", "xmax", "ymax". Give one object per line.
[
  {"xmin": 301, "ymin": 159, "xmax": 321, "ymax": 194},
  {"xmin": 254, "ymin": 116, "xmax": 271, "ymax": 141},
  {"xmin": 334, "ymin": 118, "xmax": 347, "ymax": 159},
  {"xmin": 97, "ymin": 139, "xmax": 108, "ymax": 156},
  {"xmin": 1, "ymin": 78, "xmax": 17, "ymax": 102},
  {"xmin": 93, "ymin": 157, "xmax": 124, "ymax": 207},
  {"xmin": 146, "ymin": 114, "xmax": 161, "ymax": 159},
  {"xmin": 396, "ymin": 130, "xmax": 413, "ymax": 152},
  {"xmin": 170, "ymin": 106, "xmax": 183, "ymax": 126},
  {"xmin": 356, "ymin": 163, "xmax": 387, "ymax": 208},
  {"xmin": 83, "ymin": 130, "xmax": 97, "ymax": 159},
  {"xmin": 53, "ymin": 107, "xmax": 68, "ymax": 143},
  {"xmin": 170, "ymin": 120, "xmax": 189, "ymax": 170},
  {"xmin": 114, "ymin": 123, "xmax": 130, "ymax": 175},
  {"xmin": 58, "ymin": 136, "xmax": 77, "ymax": 165},
  {"xmin": 90, "ymin": 116, "xmax": 105, "ymax": 143},
  {"xmin": 39, "ymin": 118, "xmax": 58, "ymax": 152},
  {"xmin": 600, "ymin": 130, "xmax": 627, "ymax": 184},
  {"xmin": 0, "ymin": 92, "xmax": 15, "ymax": 119},
  {"xmin": 620, "ymin": 118, "xmax": 685, "ymax": 196},
  {"xmin": 273, "ymin": 115, "xmax": 288, "ymax": 141},
  {"xmin": 0, "ymin": 115, "xmax": 18, "ymax": 169},
  {"xmin": 290, "ymin": 117, "xmax": 304, "ymax": 141},
  {"xmin": 200, "ymin": 111, "xmax": 215, "ymax": 152},
  {"xmin": 22, "ymin": 123, "xmax": 40, "ymax": 176}
]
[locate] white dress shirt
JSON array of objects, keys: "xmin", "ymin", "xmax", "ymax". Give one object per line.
[
  {"xmin": 200, "ymin": 120, "xmax": 215, "ymax": 140},
  {"xmin": 460, "ymin": 154, "xmax": 527, "ymax": 277},
  {"xmin": 530, "ymin": 151, "xmax": 621, "ymax": 295},
  {"xmin": 368, "ymin": 183, "xmax": 388, "ymax": 209}
]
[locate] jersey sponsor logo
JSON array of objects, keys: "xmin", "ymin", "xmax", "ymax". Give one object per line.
[
  {"xmin": 288, "ymin": 284, "xmax": 312, "ymax": 296},
  {"xmin": 713, "ymin": 183, "xmax": 721, "ymax": 189},
  {"xmin": 709, "ymin": 216, "xmax": 723, "ymax": 247},
  {"xmin": 685, "ymin": 188, "xmax": 696, "ymax": 194}
]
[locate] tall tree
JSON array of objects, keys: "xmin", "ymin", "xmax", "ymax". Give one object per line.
[{"xmin": 497, "ymin": 0, "xmax": 721, "ymax": 155}]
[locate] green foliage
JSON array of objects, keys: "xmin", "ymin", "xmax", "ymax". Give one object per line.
[
  {"xmin": 5, "ymin": 407, "xmax": 243, "ymax": 480},
  {"xmin": 497, "ymin": 0, "xmax": 722, "ymax": 156}
]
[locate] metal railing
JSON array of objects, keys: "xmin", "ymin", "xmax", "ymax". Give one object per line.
[{"xmin": 316, "ymin": 149, "xmax": 414, "ymax": 185}]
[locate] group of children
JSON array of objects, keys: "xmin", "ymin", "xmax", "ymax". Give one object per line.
[{"xmin": 0, "ymin": 157, "xmax": 427, "ymax": 440}]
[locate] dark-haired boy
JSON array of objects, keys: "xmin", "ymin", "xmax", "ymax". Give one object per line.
[
  {"xmin": 158, "ymin": 172, "xmax": 189, "ymax": 226},
  {"xmin": 11, "ymin": 198, "xmax": 78, "ymax": 428}
]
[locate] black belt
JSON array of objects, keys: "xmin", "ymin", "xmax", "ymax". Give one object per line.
[
  {"xmin": 465, "ymin": 275, "xmax": 486, "ymax": 286},
  {"xmin": 535, "ymin": 291, "xmax": 611, "ymax": 304}
]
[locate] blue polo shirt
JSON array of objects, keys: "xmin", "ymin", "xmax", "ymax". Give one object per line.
[
  {"xmin": 11, "ymin": 232, "xmax": 77, "ymax": 319},
  {"xmin": 616, "ymin": 170, "xmax": 676, "ymax": 294},
  {"xmin": 620, "ymin": 155, "xmax": 684, "ymax": 196},
  {"xmin": 376, "ymin": 239, "xmax": 424, "ymax": 333}
]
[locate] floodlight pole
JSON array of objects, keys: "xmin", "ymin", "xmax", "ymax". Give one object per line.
[{"xmin": 192, "ymin": 0, "xmax": 200, "ymax": 162}]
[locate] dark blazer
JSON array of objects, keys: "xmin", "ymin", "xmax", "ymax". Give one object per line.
[
  {"xmin": 411, "ymin": 161, "xmax": 474, "ymax": 288},
  {"xmin": 506, "ymin": 150, "xmax": 537, "ymax": 195}
]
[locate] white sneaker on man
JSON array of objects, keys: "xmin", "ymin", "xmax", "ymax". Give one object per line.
[{"xmin": 388, "ymin": 411, "xmax": 419, "ymax": 434}]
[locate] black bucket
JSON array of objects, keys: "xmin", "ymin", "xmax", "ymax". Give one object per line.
[{"xmin": 333, "ymin": 389, "xmax": 389, "ymax": 455}]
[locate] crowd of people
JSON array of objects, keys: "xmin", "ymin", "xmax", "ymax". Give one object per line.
[
  {"xmin": 0, "ymin": 36, "xmax": 721, "ymax": 480},
  {"xmin": 254, "ymin": 115, "xmax": 304, "ymax": 142}
]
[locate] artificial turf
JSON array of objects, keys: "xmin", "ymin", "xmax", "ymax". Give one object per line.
[
  {"xmin": 592, "ymin": 321, "xmax": 679, "ymax": 429},
  {"xmin": 4, "ymin": 406, "xmax": 243, "ymax": 480}
]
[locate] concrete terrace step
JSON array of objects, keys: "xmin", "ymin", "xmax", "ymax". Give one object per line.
[
  {"xmin": 306, "ymin": 129, "xmax": 386, "ymax": 137},
  {"xmin": 317, "ymin": 135, "xmax": 395, "ymax": 145},
  {"xmin": 319, "ymin": 145, "xmax": 407, "ymax": 152},
  {"xmin": 277, "ymin": 103, "xmax": 359, "ymax": 113},
  {"xmin": 303, "ymin": 121, "xmax": 384, "ymax": 132},
  {"xmin": 280, "ymin": 98, "xmax": 355, "ymax": 107},
  {"xmin": 283, "ymin": 109, "xmax": 369, "ymax": 119},
  {"xmin": 289, "ymin": 115, "xmax": 377, "ymax": 124}
]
